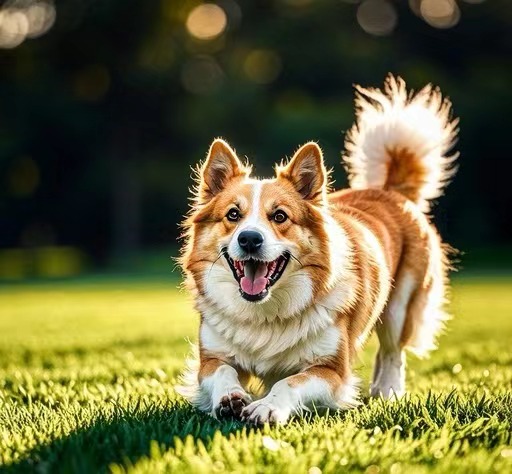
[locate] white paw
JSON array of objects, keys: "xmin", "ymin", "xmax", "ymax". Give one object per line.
[
  {"xmin": 370, "ymin": 367, "xmax": 405, "ymax": 399},
  {"xmin": 370, "ymin": 352, "xmax": 405, "ymax": 399},
  {"xmin": 241, "ymin": 398, "xmax": 291, "ymax": 425},
  {"xmin": 370, "ymin": 382, "xmax": 405, "ymax": 399}
]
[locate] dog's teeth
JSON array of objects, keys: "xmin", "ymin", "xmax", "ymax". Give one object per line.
[
  {"xmin": 235, "ymin": 260, "xmax": 245, "ymax": 276},
  {"xmin": 266, "ymin": 261, "xmax": 276, "ymax": 278}
]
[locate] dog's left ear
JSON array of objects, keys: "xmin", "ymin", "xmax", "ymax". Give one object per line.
[{"xmin": 278, "ymin": 142, "xmax": 327, "ymax": 203}]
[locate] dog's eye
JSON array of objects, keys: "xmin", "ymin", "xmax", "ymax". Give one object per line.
[
  {"xmin": 226, "ymin": 208, "xmax": 241, "ymax": 222},
  {"xmin": 272, "ymin": 210, "xmax": 288, "ymax": 223}
]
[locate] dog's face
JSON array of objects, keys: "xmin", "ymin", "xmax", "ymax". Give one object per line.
[{"xmin": 182, "ymin": 139, "xmax": 334, "ymax": 318}]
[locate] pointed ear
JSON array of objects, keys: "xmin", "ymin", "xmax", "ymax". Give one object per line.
[
  {"xmin": 198, "ymin": 139, "xmax": 247, "ymax": 201},
  {"xmin": 278, "ymin": 142, "xmax": 327, "ymax": 203}
]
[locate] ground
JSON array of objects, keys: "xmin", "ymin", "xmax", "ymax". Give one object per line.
[{"xmin": 0, "ymin": 275, "xmax": 511, "ymax": 473}]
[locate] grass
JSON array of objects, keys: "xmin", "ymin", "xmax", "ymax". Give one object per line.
[{"xmin": 0, "ymin": 275, "xmax": 511, "ymax": 473}]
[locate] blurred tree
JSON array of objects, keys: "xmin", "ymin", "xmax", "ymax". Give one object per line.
[{"xmin": 0, "ymin": 0, "xmax": 511, "ymax": 263}]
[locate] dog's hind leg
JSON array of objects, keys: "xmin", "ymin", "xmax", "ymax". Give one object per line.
[
  {"xmin": 399, "ymin": 241, "xmax": 449, "ymax": 358},
  {"xmin": 370, "ymin": 233, "xmax": 449, "ymax": 398},
  {"xmin": 370, "ymin": 270, "xmax": 417, "ymax": 398}
]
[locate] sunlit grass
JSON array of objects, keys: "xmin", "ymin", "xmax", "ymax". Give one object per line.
[{"xmin": 0, "ymin": 276, "xmax": 511, "ymax": 473}]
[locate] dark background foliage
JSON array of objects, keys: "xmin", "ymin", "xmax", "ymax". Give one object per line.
[{"xmin": 0, "ymin": 0, "xmax": 510, "ymax": 267}]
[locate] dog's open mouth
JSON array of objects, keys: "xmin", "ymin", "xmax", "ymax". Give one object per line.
[{"xmin": 223, "ymin": 250, "xmax": 290, "ymax": 302}]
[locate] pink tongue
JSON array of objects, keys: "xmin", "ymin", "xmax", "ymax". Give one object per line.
[{"xmin": 240, "ymin": 262, "xmax": 269, "ymax": 295}]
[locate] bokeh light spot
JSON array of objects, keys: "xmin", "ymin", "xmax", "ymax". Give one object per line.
[
  {"xmin": 181, "ymin": 56, "xmax": 224, "ymax": 94},
  {"xmin": 357, "ymin": 0, "xmax": 398, "ymax": 37},
  {"xmin": 186, "ymin": 4, "xmax": 227, "ymax": 41},
  {"xmin": 452, "ymin": 363, "xmax": 462, "ymax": 374},
  {"xmin": 0, "ymin": 8, "xmax": 29, "ymax": 48},
  {"xmin": 420, "ymin": 0, "xmax": 460, "ymax": 29},
  {"xmin": 0, "ymin": 0, "xmax": 55, "ymax": 49},
  {"xmin": 244, "ymin": 50, "xmax": 282, "ymax": 85},
  {"xmin": 25, "ymin": 1, "xmax": 56, "ymax": 38}
]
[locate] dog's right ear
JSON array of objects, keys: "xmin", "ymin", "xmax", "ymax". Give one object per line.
[{"xmin": 197, "ymin": 139, "xmax": 247, "ymax": 202}]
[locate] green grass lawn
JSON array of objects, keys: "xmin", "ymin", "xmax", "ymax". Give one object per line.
[{"xmin": 0, "ymin": 275, "xmax": 511, "ymax": 473}]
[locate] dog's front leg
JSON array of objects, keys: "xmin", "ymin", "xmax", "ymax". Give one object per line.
[
  {"xmin": 198, "ymin": 357, "xmax": 252, "ymax": 420},
  {"xmin": 241, "ymin": 366, "xmax": 358, "ymax": 425}
]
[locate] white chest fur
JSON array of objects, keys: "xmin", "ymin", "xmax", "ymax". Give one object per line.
[{"xmin": 200, "ymin": 295, "xmax": 343, "ymax": 377}]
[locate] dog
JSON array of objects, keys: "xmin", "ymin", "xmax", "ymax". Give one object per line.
[{"xmin": 178, "ymin": 75, "xmax": 459, "ymax": 425}]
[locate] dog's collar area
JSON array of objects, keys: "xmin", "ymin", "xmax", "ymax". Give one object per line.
[{"xmin": 222, "ymin": 248, "xmax": 290, "ymax": 302}]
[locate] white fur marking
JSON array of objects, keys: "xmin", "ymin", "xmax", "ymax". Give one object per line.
[
  {"xmin": 242, "ymin": 375, "xmax": 360, "ymax": 425},
  {"xmin": 379, "ymin": 272, "xmax": 416, "ymax": 351},
  {"xmin": 246, "ymin": 180, "xmax": 263, "ymax": 226}
]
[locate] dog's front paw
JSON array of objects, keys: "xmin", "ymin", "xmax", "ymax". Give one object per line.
[
  {"xmin": 241, "ymin": 399, "xmax": 291, "ymax": 426},
  {"xmin": 214, "ymin": 391, "xmax": 251, "ymax": 420}
]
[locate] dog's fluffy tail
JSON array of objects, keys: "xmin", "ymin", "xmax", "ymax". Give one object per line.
[{"xmin": 343, "ymin": 75, "xmax": 459, "ymax": 212}]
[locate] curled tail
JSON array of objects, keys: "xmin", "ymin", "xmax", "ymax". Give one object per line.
[{"xmin": 343, "ymin": 75, "xmax": 459, "ymax": 212}]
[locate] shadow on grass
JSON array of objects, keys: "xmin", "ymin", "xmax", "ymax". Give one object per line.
[{"xmin": 0, "ymin": 403, "xmax": 246, "ymax": 474}]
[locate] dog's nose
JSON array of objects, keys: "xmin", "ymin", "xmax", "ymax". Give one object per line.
[{"xmin": 238, "ymin": 230, "xmax": 264, "ymax": 253}]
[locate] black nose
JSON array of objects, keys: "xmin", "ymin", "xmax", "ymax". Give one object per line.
[{"xmin": 238, "ymin": 230, "xmax": 264, "ymax": 253}]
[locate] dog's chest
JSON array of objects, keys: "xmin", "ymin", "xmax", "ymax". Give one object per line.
[{"xmin": 201, "ymin": 303, "xmax": 341, "ymax": 376}]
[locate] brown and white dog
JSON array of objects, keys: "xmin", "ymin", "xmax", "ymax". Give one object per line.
[{"xmin": 178, "ymin": 75, "xmax": 459, "ymax": 425}]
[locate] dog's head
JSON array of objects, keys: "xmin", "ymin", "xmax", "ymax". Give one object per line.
[{"xmin": 181, "ymin": 138, "xmax": 338, "ymax": 319}]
